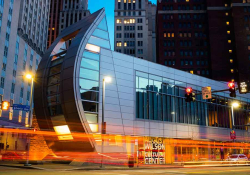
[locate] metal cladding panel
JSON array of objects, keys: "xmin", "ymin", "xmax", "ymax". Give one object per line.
[{"xmin": 34, "ymin": 8, "xmax": 106, "ymax": 152}]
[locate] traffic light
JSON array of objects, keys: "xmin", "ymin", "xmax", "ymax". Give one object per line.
[
  {"xmin": 228, "ymin": 82, "xmax": 236, "ymax": 97},
  {"xmin": 1, "ymin": 101, "xmax": 10, "ymax": 110},
  {"xmin": 185, "ymin": 87, "xmax": 196, "ymax": 102}
]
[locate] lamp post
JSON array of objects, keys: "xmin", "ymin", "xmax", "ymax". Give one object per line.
[
  {"xmin": 100, "ymin": 76, "xmax": 111, "ymax": 168},
  {"xmin": 24, "ymin": 73, "xmax": 34, "ymax": 167},
  {"xmin": 231, "ymin": 102, "xmax": 239, "ymax": 154}
]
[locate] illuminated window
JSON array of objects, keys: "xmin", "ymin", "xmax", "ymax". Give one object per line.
[
  {"xmin": 225, "ymin": 4, "xmax": 228, "ymax": 7},
  {"xmin": 230, "ymin": 59, "xmax": 233, "ymax": 63},
  {"xmin": 18, "ymin": 111, "xmax": 22, "ymax": 123},
  {"xmin": 168, "ymin": 33, "xmax": 171, "ymax": 37},
  {"xmin": 85, "ymin": 44, "xmax": 101, "ymax": 53},
  {"xmin": 116, "ymin": 19, "xmax": 122, "ymax": 23},
  {"xmin": 171, "ymin": 33, "xmax": 175, "ymax": 37},
  {"xmin": 190, "ymin": 70, "xmax": 194, "ymax": 74},
  {"xmin": 164, "ymin": 33, "xmax": 167, "ymax": 38},
  {"xmin": 179, "ymin": 33, "xmax": 183, "ymax": 37},
  {"xmin": 124, "ymin": 42, "xmax": 127, "ymax": 47},
  {"xmin": 248, "ymin": 46, "xmax": 250, "ymax": 50},
  {"xmin": 25, "ymin": 112, "xmax": 29, "ymax": 125},
  {"xmin": 124, "ymin": 19, "xmax": 135, "ymax": 24},
  {"xmin": 52, "ymin": 28, "xmax": 55, "ymax": 30},
  {"xmin": 227, "ymin": 31, "xmax": 230, "ymax": 34},
  {"xmin": 118, "ymin": 0, "xmax": 121, "ymax": 2},
  {"xmin": 186, "ymin": 0, "xmax": 189, "ymax": 2},
  {"xmin": 228, "ymin": 40, "xmax": 231, "ymax": 43},
  {"xmin": 229, "ymin": 50, "xmax": 232, "ymax": 53},
  {"xmin": 124, "ymin": 0, "xmax": 126, "ymax": 2},
  {"xmin": 225, "ymin": 12, "xmax": 228, "ymax": 16},
  {"xmin": 226, "ymin": 22, "xmax": 229, "ymax": 25},
  {"xmin": 231, "ymin": 69, "xmax": 234, "ymax": 73},
  {"xmin": 116, "ymin": 42, "xmax": 122, "ymax": 47},
  {"xmin": 9, "ymin": 111, "xmax": 13, "ymax": 120},
  {"xmin": 0, "ymin": 109, "xmax": 2, "ymax": 117}
]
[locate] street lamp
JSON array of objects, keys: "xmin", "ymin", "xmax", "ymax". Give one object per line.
[
  {"xmin": 231, "ymin": 101, "xmax": 239, "ymax": 154},
  {"xmin": 100, "ymin": 76, "xmax": 112, "ymax": 168},
  {"xmin": 24, "ymin": 73, "xmax": 34, "ymax": 167},
  {"xmin": 231, "ymin": 102, "xmax": 240, "ymax": 129}
]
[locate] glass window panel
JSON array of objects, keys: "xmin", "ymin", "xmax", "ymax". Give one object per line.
[
  {"xmin": 80, "ymin": 89, "xmax": 99, "ymax": 102},
  {"xmin": 98, "ymin": 17, "xmax": 108, "ymax": 31},
  {"xmin": 80, "ymin": 68, "xmax": 99, "ymax": 81},
  {"xmin": 138, "ymin": 77, "xmax": 148, "ymax": 90},
  {"xmin": 163, "ymin": 78, "xmax": 174, "ymax": 85},
  {"xmin": 47, "ymin": 95, "xmax": 60, "ymax": 106},
  {"xmin": 88, "ymin": 36, "xmax": 110, "ymax": 49},
  {"xmin": 149, "ymin": 74, "xmax": 162, "ymax": 81},
  {"xmin": 81, "ymin": 58, "xmax": 99, "ymax": 71},
  {"xmin": 48, "ymin": 105, "xmax": 63, "ymax": 116},
  {"xmin": 48, "ymin": 74, "xmax": 60, "ymax": 86},
  {"xmin": 175, "ymin": 81, "xmax": 186, "ymax": 88},
  {"xmin": 136, "ymin": 71, "xmax": 148, "ymax": 78},
  {"xmin": 154, "ymin": 81, "xmax": 162, "ymax": 92},
  {"xmin": 51, "ymin": 57, "xmax": 64, "ymax": 66},
  {"xmin": 85, "ymin": 113, "xmax": 98, "ymax": 123},
  {"xmin": 148, "ymin": 91, "xmax": 153, "ymax": 120},
  {"xmin": 83, "ymin": 51, "xmax": 100, "ymax": 61},
  {"xmin": 82, "ymin": 101, "xmax": 99, "ymax": 113},
  {"xmin": 49, "ymin": 64, "xmax": 62, "ymax": 76},
  {"xmin": 148, "ymin": 79, "xmax": 154, "ymax": 91},
  {"xmin": 92, "ymin": 28, "xmax": 109, "ymax": 40},
  {"xmin": 47, "ymin": 84, "xmax": 60, "ymax": 96},
  {"xmin": 79, "ymin": 79, "xmax": 99, "ymax": 91}
]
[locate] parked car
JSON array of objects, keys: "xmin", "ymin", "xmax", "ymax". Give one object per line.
[
  {"xmin": 1, "ymin": 151, "xmax": 26, "ymax": 161},
  {"xmin": 227, "ymin": 154, "xmax": 248, "ymax": 162}
]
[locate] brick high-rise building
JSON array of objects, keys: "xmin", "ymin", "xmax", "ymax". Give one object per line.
[
  {"xmin": 114, "ymin": 0, "xmax": 157, "ymax": 62},
  {"xmin": 47, "ymin": 0, "xmax": 90, "ymax": 47},
  {"xmin": 157, "ymin": 0, "xmax": 250, "ymax": 82}
]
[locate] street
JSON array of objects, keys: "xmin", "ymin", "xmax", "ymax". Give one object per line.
[{"xmin": 1, "ymin": 166, "xmax": 250, "ymax": 175}]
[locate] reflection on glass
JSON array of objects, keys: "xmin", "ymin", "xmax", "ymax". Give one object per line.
[
  {"xmin": 48, "ymin": 74, "xmax": 60, "ymax": 86},
  {"xmin": 49, "ymin": 64, "xmax": 62, "ymax": 76},
  {"xmin": 82, "ymin": 101, "xmax": 99, "ymax": 112},
  {"xmin": 79, "ymin": 79, "xmax": 99, "ymax": 91},
  {"xmin": 83, "ymin": 51, "xmax": 100, "ymax": 61},
  {"xmin": 81, "ymin": 58, "xmax": 99, "ymax": 71},
  {"xmin": 98, "ymin": 17, "xmax": 108, "ymax": 31},
  {"xmin": 85, "ymin": 113, "xmax": 98, "ymax": 123},
  {"xmin": 48, "ymin": 95, "xmax": 60, "ymax": 105},
  {"xmin": 138, "ymin": 77, "xmax": 148, "ymax": 89},
  {"xmin": 80, "ymin": 68, "xmax": 99, "ymax": 81},
  {"xmin": 80, "ymin": 89, "xmax": 99, "ymax": 102},
  {"xmin": 93, "ymin": 28, "xmax": 109, "ymax": 40},
  {"xmin": 48, "ymin": 105, "xmax": 63, "ymax": 116},
  {"xmin": 88, "ymin": 36, "xmax": 110, "ymax": 49},
  {"xmin": 85, "ymin": 44, "xmax": 101, "ymax": 53},
  {"xmin": 47, "ymin": 85, "xmax": 60, "ymax": 96}
]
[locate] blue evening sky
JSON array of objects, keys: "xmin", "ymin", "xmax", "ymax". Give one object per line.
[{"xmin": 89, "ymin": 0, "xmax": 157, "ymax": 50}]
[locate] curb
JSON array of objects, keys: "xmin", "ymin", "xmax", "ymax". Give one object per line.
[{"xmin": 0, "ymin": 164, "xmax": 45, "ymax": 170}]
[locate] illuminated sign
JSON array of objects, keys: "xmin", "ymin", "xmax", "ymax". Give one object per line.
[
  {"xmin": 239, "ymin": 82, "xmax": 249, "ymax": 94},
  {"xmin": 144, "ymin": 138, "xmax": 165, "ymax": 165}
]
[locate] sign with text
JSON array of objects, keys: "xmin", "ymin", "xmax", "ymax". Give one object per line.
[
  {"xmin": 230, "ymin": 130, "xmax": 236, "ymax": 140},
  {"xmin": 13, "ymin": 104, "xmax": 30, "ymax": 112},
  {"xmin": 239, "ymin": 82, "xmax": 249, "ymax": 94},
  {"xmin": 202, "ymin": 86, "xmax": 212, "ymax": 100}
]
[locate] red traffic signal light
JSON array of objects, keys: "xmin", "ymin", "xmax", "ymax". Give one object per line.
[
  {"xmin": 186, "ymin": 87, "xmax": 193, "ymax": 94},
  {"xmin": 228, "ymin": 82, "xmax": 235, "ymax": 89},
  {"xmin": 2, "ymin": 101, "xmax": 10, "ymax": 110}
]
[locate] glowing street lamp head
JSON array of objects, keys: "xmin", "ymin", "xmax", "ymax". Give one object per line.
[
  {"xmin": 25, "ymin": 73, "xmax": 33, "ymax": 80},
  {"xmin": 232, "ymin": 102, "xmax": 240, "ymax": 108},
  {"xmin": 104, "ymin": 76, "xmax": 112, "ymax": 83}
]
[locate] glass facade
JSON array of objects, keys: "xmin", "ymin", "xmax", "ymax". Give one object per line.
[
  {"xmin": 136, "ymin": 71, "xmax": 250, "ymax": 130},
  {"xmin": 78, "ymin": 16, "xmax": 110, "ymax": 132}
]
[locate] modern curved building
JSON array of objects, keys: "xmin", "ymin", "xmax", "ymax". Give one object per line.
[{"xmin": 35, "ymin": 9, "xmax": 250, "ymax": 164}]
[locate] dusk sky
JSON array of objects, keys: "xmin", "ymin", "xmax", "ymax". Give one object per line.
[{"xmin": 89, "ymin": 0, "xmax": 157, "ymax": 50}]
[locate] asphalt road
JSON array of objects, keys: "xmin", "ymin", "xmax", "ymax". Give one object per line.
[{"xmin": 1, "ymin": 166, "xmax": 250, "ymax": 175}]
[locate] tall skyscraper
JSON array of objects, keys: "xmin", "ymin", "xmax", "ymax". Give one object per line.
[
  {"xmin": 47, "ymin": 0, "xmax": 90, "ymax": 47},
  {"xmin": 156, "ymin": 0, "xmax": 250, "ymax": 82},
  {"xmin": 0, "ymin": 0, "xmax": 50, "ymax": 127},
  {"xmin": 114, "ymin": 0, "xmax": 157, "ymax": 62}
]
